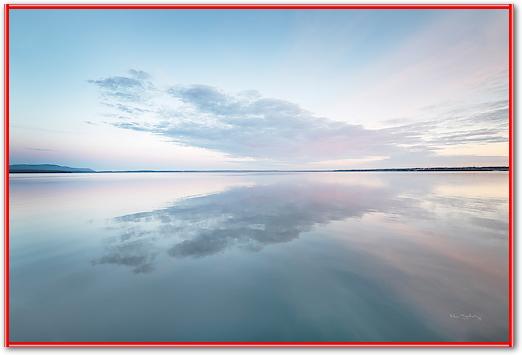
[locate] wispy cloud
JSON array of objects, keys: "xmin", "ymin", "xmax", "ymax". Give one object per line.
[
  {"xmin": 24, "ymin": 147, "xmax": 55, "ymax": 152},
  {"xmin": 88, "ymin": 69, "xmax": 156, "ymax": 102},
  {"xmin": 88, "ymin": 70, "xmax": 508, "ymax": 166}
]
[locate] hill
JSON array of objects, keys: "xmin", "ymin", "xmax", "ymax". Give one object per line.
[{"xmin": 9, "ymin": 164, "xmax": 95, "ymax": 173}]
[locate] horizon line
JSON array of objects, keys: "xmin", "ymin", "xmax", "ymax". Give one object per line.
[{"xmin": 8, "ymin": 164, "xmax": 509, "ymax": 174}]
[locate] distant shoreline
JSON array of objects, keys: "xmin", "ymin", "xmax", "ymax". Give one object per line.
[{"xmin": 9, "ymin": 165, "xmax": 509, "ymax": 174}]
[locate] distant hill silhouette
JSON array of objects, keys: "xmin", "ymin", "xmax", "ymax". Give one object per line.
[{"xmin": 9, "ymin": 164, "xmax": 95, "ymax": 173}]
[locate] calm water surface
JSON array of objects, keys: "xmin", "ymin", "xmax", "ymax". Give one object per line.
[{"xmin": 9, "ymin": 172, "xmax": 508, "ymax": 342}]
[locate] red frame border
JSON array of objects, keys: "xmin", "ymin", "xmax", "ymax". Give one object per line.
[{"xmin": 3, "ymin": 3, "xmax": 514, "ymax": 348}]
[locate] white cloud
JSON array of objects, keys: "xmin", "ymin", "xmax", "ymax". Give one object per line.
[{"xmin": 89, "ymin": 69, "xmax": 508, "ymax": 168}]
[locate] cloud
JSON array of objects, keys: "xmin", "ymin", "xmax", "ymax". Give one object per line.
[
  {"xmin": 88, "ymin": 69, "xmax": 155, "ymax": 102},
  {"xmin": 88, "ymin": 70, "xmax": 508, "ymax": 166},
  {"xmin": 413, "ymin": 100, "xmax": 508, "ymax": 147},
  {"xmin": 24, "ymin": 147, "xmax": 54, "ymax": 152}
]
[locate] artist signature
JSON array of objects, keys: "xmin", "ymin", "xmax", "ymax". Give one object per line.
[{"xmin": 449, "ymin": 313, "xmax": 482, "ymax": 321}]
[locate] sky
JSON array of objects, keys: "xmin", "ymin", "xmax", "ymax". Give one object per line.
[{"xmin": 9, "ymin": 9, "xmax": 509, "ymax": 170}]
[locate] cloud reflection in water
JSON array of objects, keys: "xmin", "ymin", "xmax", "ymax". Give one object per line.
[
  {"xmin": 10, "ymin": 172, "xmax": 508, "ymax": 342},
  {"xmin": 94, "ymin": 181, "xmax": 395, "ymax": 272}
]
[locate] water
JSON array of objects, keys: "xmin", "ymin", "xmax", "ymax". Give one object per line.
[{"xmin": 9, "ymin": 172, "xmax": 509, "ymax": 342}]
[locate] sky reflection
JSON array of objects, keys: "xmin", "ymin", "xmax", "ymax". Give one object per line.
[
  {"xmin": 96, "ymin": 180, "xmax": 397, "ymax": 271},
  {"xmin": 10, "ymin": 172, "xmax": 508, "ymax": 342}
]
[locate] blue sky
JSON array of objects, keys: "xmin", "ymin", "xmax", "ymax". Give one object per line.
[{"xmin": 9, "ymin": 9, "xmax": 509, "ymax": 170}]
